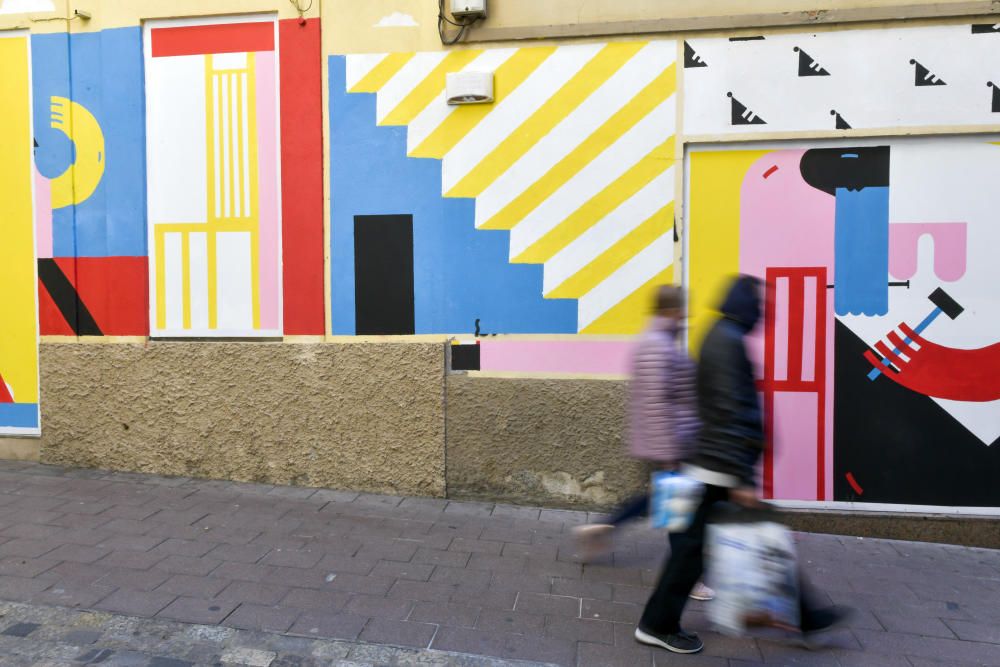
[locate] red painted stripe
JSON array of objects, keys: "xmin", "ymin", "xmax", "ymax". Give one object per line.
[
  {"xmin": 846, "ymin": 472, "xmax": 864, "ymax": 496},
  {"xmin": 762, "ymin": 269, "xmax": 777, "ymax": 499},
  {"xmin": 762, "ymin": 165, "xmax": 779, "ymax": 179},
  {"xmin": 278, "ymin": 18, "xmax": 326, "ymax": 335},
  {"xmin": 0, "ymin": 372, "xmax": 13, "ymax": 403},
  {"xmin": 151, "ymin": 22, "xmax": 274, "ymax": 58}
]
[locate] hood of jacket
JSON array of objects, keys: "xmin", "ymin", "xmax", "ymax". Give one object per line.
[{"xmin": 718, "ymin": 275, "xmax": 762, "ymax": 332}]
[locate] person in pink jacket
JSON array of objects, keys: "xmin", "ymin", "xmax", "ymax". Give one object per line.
[{"xmin": 574, "ymin": 286, "xmax": 713, "ymax": 601}]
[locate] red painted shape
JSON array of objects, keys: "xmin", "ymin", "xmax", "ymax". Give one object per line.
[
  {"xmin": 762, "ymin": 273, "xmax": 777, "ymax": 499},
  {"xmin": 786, "ymin": 276, "xmax": 805, "ymax": 382},
  {"xmin": 845, "ymin": 472, "xmax": 863, "ymax": 495},
  {"xmin": 151, "ymin": 22, "xmax": 274, "ymax": 58},
  {"xmin": 75, "ymin": 257, "xmax": 149, "ymax": 335},
  {"xmin": 763, "ymin": 165, "xmax": 779, "ymax": 179},
  {"xmin": 38, "ymin": 263, "xmax": 76, "ymax": 335},
  {"xmin": 865, "ymin": 322, "xmax": 1000, "ymax": 402},
  {"xmin": 0, "ymin": 372, "xmax": 13, "ymax": 402},
  {"xmin": 814, "ymin": 268, "xmax": 827, "ymax": 500},
  {"xmin": 279, "ymin": 18, "xmax": 326, "ymax": 335}
]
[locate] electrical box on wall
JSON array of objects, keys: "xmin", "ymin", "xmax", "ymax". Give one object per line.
[
  {"xmin": 451, "ymin": 0, "xmax": 487, "ymax": 19},
  {"xmin": 446, "ymin": 71, "xmax": 494, "ymax": 105}
]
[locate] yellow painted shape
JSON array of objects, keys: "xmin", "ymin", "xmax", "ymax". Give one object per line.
[
  {"xmin": 381, "ymin": 49, "xmax": 483, "ymax": 127},
  {"xmin": 687, "ymin": 150, "xmax": 770, "ymax": 351},
  {"xmin": 582, "ymin": 266, "xmax": 673, "ymax": 334},
  {"xmin": 548, "ymin": 203, "xmax": 672, "ymax": 299},
  {"xmin": 446, "ymin": 42, "xmax": 647, "ymax": 198},
  {"xmin": 513, "ymin": 136, "xmax": 674, "ymax": 264},
  {"xmin": 410, "ymin": 46, "xmax": 556, "ymax": 159},
  {"xmin": 0, "ymin": 36, "xmax": 39, "ymax": 403},
  {"xmin": 350, "ymin": 52, "xmax": 415, "ymax": 93},
  {"xmin": 48, "ymin": 96, "xmax": 105, "ymax": 209},
  {"xmin": 480, "ymin": 63, "xmax": 676, "ymax": 231},
  {"xmin": 204, "ymin": 55, "xmax": 218, "ymax": 329}
]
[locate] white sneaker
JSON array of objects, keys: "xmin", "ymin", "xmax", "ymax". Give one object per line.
[{"xmin": 689, "ymin": 582, "xmax": 715, "ymax": 601}]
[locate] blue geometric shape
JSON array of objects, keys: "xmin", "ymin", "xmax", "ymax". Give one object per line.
[
  {"xmin": 0, "ymin": 403, "xmax": 39, "ymax": 429},
  {"xmin": 834, "ymin": 186, "xmax": 890, "ymax": 316},
  {"xmin": 328, "ymin": 56, "xmax": 577, "ymax": 335},
  {"xmin": 31, "ymin": 28, "xmax": 147, "ymax": 258}
]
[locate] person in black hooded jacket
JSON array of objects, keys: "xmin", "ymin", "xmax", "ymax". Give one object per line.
[{"xmin": 634, "ymin": 275, "xmax": 849, "ymax": 655}]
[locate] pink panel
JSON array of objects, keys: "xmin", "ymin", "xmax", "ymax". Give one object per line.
[
  {"xmin": 479, "ymin": 340, "xmax": 636, "ymax": 375},
  {"xmin": 772, "ymin": 391, "xmax": 819, "ymax": 501},
  {"xmin": 34, "ymin": 168, "xmax": 52, "ymax": 259},
  {"xmin": 801, "ymin": 275, "xmax": 817, "ymax": 383},
  {"xmin": 889, "ymin": 222, "xmax": 967, "ymax": 282},
  {"xmin": 255, "ymin": 50, "xmax": 280, "ymax": 330},
  {"xmin": 773, "ymin": 276, "xmax": 789, "ymax": 382}
]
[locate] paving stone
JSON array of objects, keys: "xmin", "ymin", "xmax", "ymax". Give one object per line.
[
  {"xmin": 157, "ymin": 596, "xmax": 239, "ymax": 624},
  {"xmin": 411, "ymin": 547, "xmax": 471, "ymax": 568},
  {"xmin": 216, "ymin": 581, "xmax": 291, "ymax": 606},
  {"xmin": 288, "ymin": 612, "xmax": 369, "ymax": 641},
  {"xmin": 2, "ymin": 621, "xmax": 40, "ymax": 637},
  {"xmin": 408, "ymin": 601, "xmax": 480, "ymax": 628},
  {"xmin": 261, "ymin": 549, "xmax": 323, "ymax": 569},
  {"xmin": 223, "ymin": 604, "xmax": 301, "ymax": 633},
  {"xmin": 156, "ymin": 574, "xmax": 233, "ymax": 599},
  {"xmin": 207, "ymin": 542, "xmax": 273, "ymax": 564},
  {"xmin": 370, "ymin": 559, "xmax": 435, "ymax": 582},
  {"xmin": 543, "ymin": 617, "xmax": 614, "ymax": 644},
  {"xmin": 279, "ymin": 588, "xmax": 351, "ymax": 613},
  {"xmin": 580, "ymin": 599, "xmax": 641, "ymax": 624},
  {"xmin": 359, "ymin": 618, "xmax": 437, "ymax": 648},
  {"xmin": 344, "ymin": 594, "xmax": 414, "ymax": 620},
  {"xmin": 95, "ymin": 590, "xmax": 177, "ymax": 617},
  {"xmin": 475, "ymin": 609, "xmax": 546, "ymax": 637},
  {"xmin": 513, "ymin": 592, "xmax": 579, "ymax": 617},
  {"xmin": 155, "ymin": 554, "xmax": 223, "ymax": 576}
]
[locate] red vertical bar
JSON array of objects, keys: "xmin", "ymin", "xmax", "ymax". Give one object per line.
[
  {"xmin": 762, "ymin": 269, "xmax": 777, "ymax": 499},
  {"xmin": 279, "ymin": 18, "xmax": 326, "ymax": 335},
  {"xmin": 786, "ymin": 275, "xmax": 805, "ymax": 383},
  {"xmin": 814, "ymin": 267, "xmax": 827, "ymax": 500}
]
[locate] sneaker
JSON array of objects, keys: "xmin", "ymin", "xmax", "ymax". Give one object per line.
[
  {"xmin": 801, "ymin": 605, "xmax": 854, "ymax": 635},
  {"xmin": 572, "ymin": 523, "xmax": 614, "ymax": 561},
  {"xmin": 634, "ymin": 626, "xmax": 704, "ymax": 654},
  {"xmin": 689, "ymin": 582, "xmax": 715, "ymax": 601}
]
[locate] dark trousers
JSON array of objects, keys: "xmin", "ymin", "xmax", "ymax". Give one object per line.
[
  {"xmin": 639, "ymin": 484, "xmax": 823, "ymax": 634},
  {"xmin": 609, "ymin": 493, "xmax": 648, "ymax": 526}
]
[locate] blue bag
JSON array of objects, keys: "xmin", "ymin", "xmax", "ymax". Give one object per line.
[{"xmin": 649, "ymin": 471, "xmax": 704, "ymax": 531}]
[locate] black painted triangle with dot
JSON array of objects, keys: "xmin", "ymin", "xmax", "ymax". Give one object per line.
[{"xmin": 911, "ymin": 59, "xmax": 946, "ymax": 86}]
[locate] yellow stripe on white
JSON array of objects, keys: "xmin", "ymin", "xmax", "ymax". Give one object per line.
[
  {"xmin": 507, "ymin": 98, "xmax": 675, "ymax": 260},
  {"xmin": 376, "ymin": 51, "xmax": 449, "ymax": 124},
  {"xmin": 351, "ymin": 52, "xmax": 414, "ymax": 93},
  {"xmin": 470, "ymin": 42, "xmax": 673, "ymax": 226},
  {"xmin": 382, "ymin": 49, "xmax": 483, "ymax": 127},
  {"xmin": 439, "ymin": 43, "xmax": 604, "ymax": 195},
  {"xmin": 345, "ymin": 53, "xmax": 388, "ymax": 90},
  {"xmin": 404, "ymin": 48, "xmax": 516, "ymax": 155},
  {"xmin": 543, "ymin": 168, "xmax": 673, "ymax": 295},
  {"xmin": 578, "ymin": 232, "xmax": 673, "ymax": 330}
]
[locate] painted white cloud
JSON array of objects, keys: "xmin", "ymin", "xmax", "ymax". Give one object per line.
[
  {"xmin": 374, "ymin": 11, "xmax": 418, "ymax": 28},
  {"xmin": 0, "ymin": 0, "xmax": 55, "ymax": 14}
]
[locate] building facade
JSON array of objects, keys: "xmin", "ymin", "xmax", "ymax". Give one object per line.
[{"xmin": 1, "ymin": 0, "xmax": 998, "ymax": 512}]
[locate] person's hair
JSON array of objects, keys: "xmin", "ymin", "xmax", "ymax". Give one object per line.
[{"xmin": 655, "ymin": 285, "xmax": 685, "ymax": 313}]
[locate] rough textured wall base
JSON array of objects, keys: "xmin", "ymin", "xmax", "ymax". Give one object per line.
[
  {"xmin": 446, "ymin": 374, "xmax": 644, "ymax": 510},
  {"xmin": 37, "ymin": 342, "xmax": 446, "ymax": 497}
]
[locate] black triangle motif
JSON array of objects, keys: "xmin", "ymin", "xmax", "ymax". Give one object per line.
[
  {"xmin": 910, "ymin": 59, "xmax": 946, "ymax": 86},
  {"xmin": 831, "ymin": 109, "xmax": 851, "ymax": 130},
  {"xmin": 727, "ymin": 92, "xmax": 766, "ymax": 125},
  {"xmin": 971, "ymin": 24, "xmax": 1000, "ymax": 34},
  {"xmin": 794, "ymin": 47, "xmax": 829, "ymax": 76},
  {"xmin": 989, "ymin": 82, "xmax": 1000, "ymax": 112},
  {"xmin": 684, "ymin": 42, "xmax": 707, "ymax": 68}
]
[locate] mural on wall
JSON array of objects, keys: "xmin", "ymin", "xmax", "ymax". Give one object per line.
[
  {"xmin": 331, "ymin": 40, "xmax": 678, "ymax": 369},
  {"xmin": 688, "ymin": 136, "xmax": 1000, "ymax": 507},
  {"xmin": 0, "ymin": 33, "xmax": 40, "ymax": 435},
  {"xmin": 32, "ymin": 28, "xmax": 148, "ymax": 336},
  {"xmin": 685, "ymin": 24, "xmax": 1000, "ymax": 135},
  {"xmin": 144, "ymin": 16, "xmax": 325, "ymax": 337}
]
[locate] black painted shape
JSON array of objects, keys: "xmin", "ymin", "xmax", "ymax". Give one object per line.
[
  {"xmin": 684, "ymin": 42, "xmax": 707, "ymax": 68},
  {"xmin": 929, "ymin": 287, "xmax": 964, "ymax": 320},
  {"xmin": 988, "ymin": 82, "xmax": 1000, "ymax": 112},
  {"xmin": 450, "ymin": 344, "xmax": 481, "ymax": 371},
  {"xmin": 799, "ymin": 146, "xmax": 889, "ymax": 195},
  {"xmin": 971, "ymin": 23, "xmax": 1000, "ymax": 33},
  {"xmin": 474, "ymin": 318, "xmax": 482, "ymax": 336},
  {"xmin": 830, "ymin": 109, "xmax": 851, "ymax": 130},
  {"xmin": 833, "ymin": 321, "xmax": 1000, "ymax": 505},
  {"xmin": 910, "ymin": 59, "xmax": 946, "ymax": 86},
  {"xmin": 727, "ymin": 92, "xmax": 766, "ymax": 125},
  {"xmin": 354, "ymin": 214, "xmax": 415, "ymax": 335},
  {"xmin": 794, "ymin": 47, "xmax": 829, "ymax": 76},
  {"xmin": 37, "ymin": 258, "xmax": 102, "ymax": 336},
  {"xmin": 729, "ymin": 35, "xmax": 765, "ymax": 41}
]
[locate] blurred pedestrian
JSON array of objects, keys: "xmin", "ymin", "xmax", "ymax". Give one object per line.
[
  {"xmin": 634, "ymin": 275, "xmax": 849, "ymax": 655},
  {"xmin": 573, "ymin": 285, "xmax": 714, "ymax": 601}
]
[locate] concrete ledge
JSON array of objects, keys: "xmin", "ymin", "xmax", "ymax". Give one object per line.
[
  {"xmin": 0, "ymin": 438, "xmax": 40, "ymax": 462},
  {"xmin": 783, "ymin": 509, "xmax": 1000, "ymax": 549}
]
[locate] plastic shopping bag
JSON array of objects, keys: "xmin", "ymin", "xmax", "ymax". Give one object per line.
[
  {"xmin": 706, "ymin": 518, "xmax": 800, "ymax": 635},
  {"xmin": 649, "ymin": 471, "xmax": 703, "ymax": 532}
]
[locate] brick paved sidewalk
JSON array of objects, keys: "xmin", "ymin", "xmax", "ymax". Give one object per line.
[{"xmin": 0, "ymin": 461, "xmax": 999, "ymax": 666}]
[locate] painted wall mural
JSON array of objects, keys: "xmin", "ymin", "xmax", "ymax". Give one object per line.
[
  {"xmin": 331, "ymin": 41, "xmax": 678, "ymax": 349},
  {"xmin": 684, "ymin": 24, "xmax": 1000, "ymax": 135},
  {"xmin": 0, "ymin": 33, "xmax": 40, "ymax": 435},
  {"xmin": 688, "ymin": 136, "xmax": 1000, "ymax": 507}
]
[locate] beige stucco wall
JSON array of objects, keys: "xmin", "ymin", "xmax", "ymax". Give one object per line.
[
  {"xmin": 445, "ymin": 374, "xmax": 644, "ymax": 509},
  {"xmin": 36, "ymin": 342, "xmax": 447, "ymax": 497}
]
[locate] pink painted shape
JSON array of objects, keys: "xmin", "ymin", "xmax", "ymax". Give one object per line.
[
  {"xmin": 801, "ymin": 275, "xmax": 817, "ymax": 383},
  {"xmin": 34, "ymin": 167, "xmax": 52, "ymax": 258},
  {"xmin": 889, "ymin": 222, "xmax": 967, "ymax": 282},
  {"xmin": 255, "ymin": 50, "xmax": 280, "ymax": 331},
  {"xmin": 479, "ymin": 340, "xmax": 635, "ymax": 376},
  {"xmin": 771, "ymin": 391, "xmax": 819, "ymax": 500},
  {"xmin": 773, "ymin": 276, "xmax": 789, "ymax": 382},
  {"xmin": 738, "ymin": 151, "xmax": 837, "ymax": 500}
]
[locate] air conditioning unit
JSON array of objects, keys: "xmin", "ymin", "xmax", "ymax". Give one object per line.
[
  {"xmin": 451, "ymin": 0, "xmax": 487, "ymax": 19},
  {"xmin": 446, "ymin": 71, "xmax": 494, "ymax": 105}
]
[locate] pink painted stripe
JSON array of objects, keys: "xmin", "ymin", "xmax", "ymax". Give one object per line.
[
  {"xmin": 479, "ymin": 340, "xmax": 635, "ymax": 376},
  {"xmin": 34, "ymin": 167, "xmax": 52, "ymax": 258},
  {"xmin": 771, "ymin": 391, "xmax": 819, "ymax": 501},
  {"xmin": 773, "ymin": 276, "xmax": 789, "ymax": 382},
  {"xmin": 255, "ymin": 50, "xmax": 280, "ymax": 330},
  {"xmin": 801, "ymin": 275, "xmax": 817, "ymax": 383}
]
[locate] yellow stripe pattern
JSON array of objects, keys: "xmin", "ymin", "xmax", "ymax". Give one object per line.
[{"xmin": 345, "ymin": 41, "xmax": 678, "ymax": 334}]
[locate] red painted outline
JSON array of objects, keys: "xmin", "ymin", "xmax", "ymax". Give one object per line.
[
  {"xmin": 763, "ymin": 165, "xmax": 779, "ymax": 179},
  {"xmin": 0, "ymin": 372, "xmax": 13, "ymax": 403},
  {"xmin": 846, "ymin": 472, "xmax": 863, "ymax": 496},
  {"xmin": 151, "ymin": 22, "xmax": 274, "ymax": 58}
]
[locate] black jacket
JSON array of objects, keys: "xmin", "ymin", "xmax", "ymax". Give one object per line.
[{"xmin": 689, "ymin": 276, "xmax": 764, "ymax": 488}]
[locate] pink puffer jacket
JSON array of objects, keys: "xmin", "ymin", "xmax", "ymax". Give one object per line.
[{"xmin": 626, "ymin": 317, "xmax": 699, "ymax": 463}]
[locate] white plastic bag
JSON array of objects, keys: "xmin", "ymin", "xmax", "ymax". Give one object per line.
[
  {"xmin": 706, "ymin": 520, "xmax": 800, "ymax": 635},
  {"xmin": 649, "ymin": 471, "xmax": 703, "ymax": 532}
]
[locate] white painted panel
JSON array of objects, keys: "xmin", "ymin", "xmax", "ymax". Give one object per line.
[
  {"xmin": 216, "ymin": 231, "xmax": 253, "ymax": 331},
  {"xmin": 163, "ymin": 232, "xmax": 184, "ymax": 331},
  {"xmin": 189, "ymin": 232, "xmax": 209, "ymax": 330},
  {"xmin": 346, "ymin": 53, "xmax": 388, "ymax": 91},
  {"xmin": 376, "ymin": 51, "xmax": 448, "ymax": 123},
  {"xmin": 578, "ymin": 233, "xmax": 673, "ymax": 330},
  {"xmin": 213, "ymin": 52, "xmax": 247, "ymax": 69}
]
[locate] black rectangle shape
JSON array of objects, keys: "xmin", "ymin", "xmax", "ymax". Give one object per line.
[
  {"xmin": 450, "ymin": 344, "xmax": 481, "ymax": 371},
  {"xmin": 354, "ymin": 214, "xmax": 415, "ymax": 335}
]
